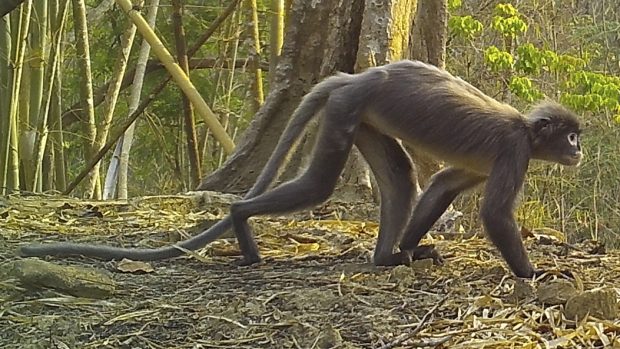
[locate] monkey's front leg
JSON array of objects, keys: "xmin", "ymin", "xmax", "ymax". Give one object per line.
[
  {"xmin": 399, "ymin": 167, "xmax": 485, "ymax": 264},
  {"xmin": 480, "ymin": 153, "xmax": 536, "ymax": 278}
]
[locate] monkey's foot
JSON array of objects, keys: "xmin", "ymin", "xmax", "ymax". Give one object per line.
[
  {"xmin": 402, "ymin": 244, "xmax": 444, "ymax": 265},
  {"xmin": 234, "ymin": 255, "xmax": 263, "ymax": 267}
]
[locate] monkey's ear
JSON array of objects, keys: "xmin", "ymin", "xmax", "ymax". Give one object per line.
[{"xmin": 531, "ymin": 116, "xmax": 551, "ymax": 134}]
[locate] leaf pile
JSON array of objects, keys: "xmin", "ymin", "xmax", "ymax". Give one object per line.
[{"xmin": 0, "ymin": 194, "xmax": 619, "ymax": 348}]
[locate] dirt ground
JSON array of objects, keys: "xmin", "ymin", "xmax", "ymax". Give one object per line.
[{"xmin": 0, "ymin": 194, "xmax": 619, "ymax": 348}]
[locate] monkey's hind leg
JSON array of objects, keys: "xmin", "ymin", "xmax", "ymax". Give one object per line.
[
  {"xmin": 355, "ymin": 125, "xmax": 417, "ymax": 266},
  {"xmin": 229, "ymin": 97, "xmax": 361, "ymax": 265},
  {"xmin": 400, "ymin": 167, "xmax": 484, "ymax": 263}
]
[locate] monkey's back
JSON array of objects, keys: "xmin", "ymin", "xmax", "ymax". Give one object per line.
[{"xmin": 360, "ymin": 60, "xmax": 529, "ymax": 173}]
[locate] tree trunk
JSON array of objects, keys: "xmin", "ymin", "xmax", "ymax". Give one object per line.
[
  {"xmin": 48, "ymin": 0, "xmax": 64, "ymax": 192},
  {"xmin": 357, "ymin": 0, "xmax": 416, "ymax": 68},
  {"xmin": 246, "ymin": 0, "xmax": 264, "ymax": 112},
  {"xmin": 31, "ymin": 0, "xmax": 69, "ymax": 190},
  {"xmin": 0, "ymin": 15, "xmax": 12, "ymax": 193},
  {"xmin": 5, "ymin": 2, "xmax": 32, "ymax": 193},
  {"xmin": 408, "ymin": 0, "xmax": 448, "ymax": 188},
  {"xmin": 72, "ymin": 0, "xmax": 98, "ymax": 198},
  {"xmin": 95, "ymin": 1, "xmax": 138, "ymax": 199},
  {"xmin": 172, "ymin": 0, "xmax": 201, "ymax": 188},
  {"xmin": 268, "ymin": 0, "xmax": 284, "ymax": 85},
  {"xmin": 115, "ymin": 0, "xmax": 160, "ymax": 199},
  {"xmin": 409, "ymin": 0, "xmax": 447, "ymax": 68},
  {"xmin": 338, "ymin": 0, "xmax": 418, "ymax": 202},
  {"xmin": 26, "ymin": 0, "xmax": 47, "ymax": 191},
  {"xmin": 197, "ymin": 0, "xmax": 364, "ymax": 193}
]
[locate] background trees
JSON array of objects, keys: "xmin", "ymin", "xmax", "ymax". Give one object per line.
[{"xmin": 0, "ymin": 0, "xmax": 618, "ymax": 243}]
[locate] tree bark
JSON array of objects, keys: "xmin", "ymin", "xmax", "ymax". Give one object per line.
[
  {"xmin": 409, "ymin": 0, "xmax": 448, "ymax": 68},
  {"xmin": 94, "ymin": 1, "xmax": 138, "ymax": 198},
  {"xmin": 172, "ymin": 0, "xmax": 201, "ymax": 188},
  {"xmin": 197, "ymin": 0, "xmax": 364, "ymax": 193},
  {"xmin": 268, "ymin": 0, "xmax": 284, "ymax": 85},
  {"xmin": 246, "ymin": 0, "xmax": 265, "ymax": 112},
  {"xmin": 115, "ymin": 0, "xmax": 160, "ymax": 200},
  {"xmin": 357, "ymin": 0, "xmax": 416, "ymax": 69},
  {"xmin": 0, "ymin": 15, "xmax": 12, "ymax": 193},
  {"xmin": 50, "ymin": 0, "xmax": 67, "ymax": 192},
  {"xmin": 408, "ymin": 0, "xmax": 448, "ymax": 188},
  {"xmin": 72, "ymin": 0, "xmax": 98, "ymax": 198},
  {"xmin": 343, "ymin": 0, "xmax": 417, "ymax": 201},
  {"xmin": 26, "ymin": 0, "xmax": 47, "ymax": 191}
]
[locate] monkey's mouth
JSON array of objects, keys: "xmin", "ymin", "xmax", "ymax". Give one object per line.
[{"xmin": 561, "ymin": 153, "xmax": 582, "ymax": 166}]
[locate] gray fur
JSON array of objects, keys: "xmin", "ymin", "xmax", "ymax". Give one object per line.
[
  {"xmin": 18, "ymin": 68, "xmax": 388, "ymax": 260},
  {"xmin": 19, "ymin": 61, "xmax": 581, "ymax": 278}
]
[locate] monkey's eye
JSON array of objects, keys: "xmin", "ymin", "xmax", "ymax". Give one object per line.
[{"xmin": 567, "ymin": 132, "xmax": 579, "ymax": 146}]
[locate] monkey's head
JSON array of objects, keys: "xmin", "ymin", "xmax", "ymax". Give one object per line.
[{"xmin": 527, "ymin": 102, "xmax": 582, "ymax": 166}]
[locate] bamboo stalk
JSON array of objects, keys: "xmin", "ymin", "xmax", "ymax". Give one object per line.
[
  {"xmin": 246, "ymin": 0, "xmax": 264, "ymax": 111},
  {"xmin": 114, "ymin": 0, "xmax": 235, "ymax": 153}
]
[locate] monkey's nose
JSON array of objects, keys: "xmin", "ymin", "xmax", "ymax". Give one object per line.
[{"xmin": 569, "ymin": 151, "xmax": 583, "ymax": 166}]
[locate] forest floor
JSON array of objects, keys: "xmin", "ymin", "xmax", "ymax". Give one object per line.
[{"xmin": 0, "ymin": 193, "xmax": 619, "ymax": 348}]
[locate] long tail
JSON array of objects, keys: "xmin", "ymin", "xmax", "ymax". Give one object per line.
[{"xmin": 18, "ymin": 73, "xmax": 357, "ymax": 261}]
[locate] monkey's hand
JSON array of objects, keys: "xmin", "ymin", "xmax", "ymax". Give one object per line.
[
  {"xmin": 533, "ymin": 268, "xmax": 574, "ymax": 280},
  {"xmin": 399, "ymin": 244, "xmax": 444, "ymax": 266}
]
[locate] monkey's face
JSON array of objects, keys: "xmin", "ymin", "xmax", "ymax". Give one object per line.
[
  {"xmin": 556, "ymin": 131, "xmax": 582, "ymax": 166},
  {"xmin": 529, "ymin": 112, "xmax": 583, "ymax": 166},
  {"xmin": 527, "ymin": 102, "xmax": 583, "ymax": 166},
  {"xmin": 533, "ymin": 127, "xmax": 582, "ymax": 166}
]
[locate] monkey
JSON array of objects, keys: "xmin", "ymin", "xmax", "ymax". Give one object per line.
[{"xmin": 20, "ymin": 60, "xmax": 582, "ymax": 278}]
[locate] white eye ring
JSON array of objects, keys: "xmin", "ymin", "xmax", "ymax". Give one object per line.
[{"xmin": 567, "ymin": 132, "xmax": 579, "ymax": 146}]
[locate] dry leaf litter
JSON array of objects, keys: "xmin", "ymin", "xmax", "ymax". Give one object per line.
[{"xmin": 0, "ymin": 193, "xmax": 618, "ymax": 348}]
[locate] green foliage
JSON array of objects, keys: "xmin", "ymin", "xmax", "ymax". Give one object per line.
[
  {"xmin": 513, "ymin": 45, "xmax": 587, "ymax": 75},
  {"xmin": 553, "ymin": 54, "xmax": 586, "ymax": 73},
  {"xmin": 515, "ymin": 44, "xmax": 544, "ymax": 74},
  {"xmin": 484, "ymin": 46, "xmax": 513, "ymax": 71},
  {"xmin": 491, "ymin": 3, "xmax": 527, "ymax": 38},
  {"xmin": 509, "ymin": 76, "xmax": 543, "ymax": 102},
  {"xmin": 448, "ymin": 0, "xmax": 462, "ymax": 11},
  {"xmin": 494, "ymin": 3, "xmax": 518, "ymax": 17},
  {"xmin": 448, "ymin": 0, "xmax": 620, "ymax": 245},
  {"xmin": 450, "ymin": 1, "xmax": 616, "ymax": 116},
  {"xmin": 448, "ymin": 15, "xmax": 483, "ymax": 39},
  {"xmin": 561, "ymin": 71, "xmax": 620, "ymax": 119}
]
